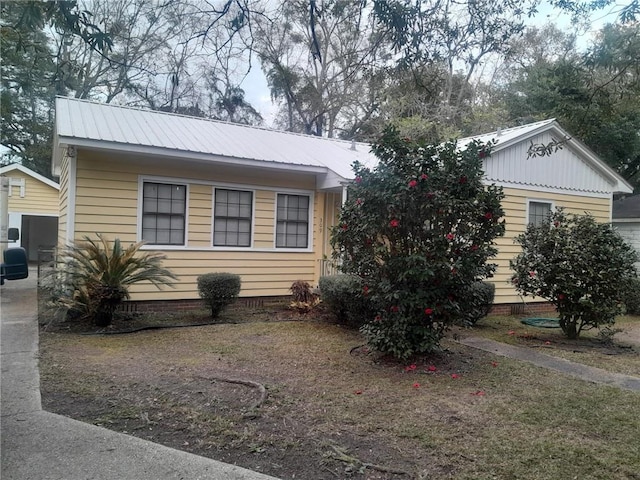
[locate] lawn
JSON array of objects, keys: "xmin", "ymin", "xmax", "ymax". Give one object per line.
[{"xmin": 39, "ymin": 305, "xmax": 640, "ymax": 479}]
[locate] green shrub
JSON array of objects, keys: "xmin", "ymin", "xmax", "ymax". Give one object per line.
[
  {"xmin": 459, "ymin": 281, "xmax": 496, "ymax": 326},
  {"xmin": 511, "ymin": 209, "xmax": 638, "ymax": 339},
  {"xmin": 50, "ymin": 234, "xmax": 176, "ymax": 327},
  {"xmin": 330, "ymin": 126, "xmax": 505, "ymax": 359},
  {"xmin": 197, "ymin": 273, "xmax": 241, "ymax": 318},
  {"xmin": 319, "ymin": 275, "xmax": 377, "ymax": 329},
  {"xmin": 624, "ymin": 277, "xmax": 640, "ymax": 315}
]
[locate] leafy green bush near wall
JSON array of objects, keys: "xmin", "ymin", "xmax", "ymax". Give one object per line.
[{"xmin": 197, "ymin": 273, "xmax": 241, "ymax": 318}]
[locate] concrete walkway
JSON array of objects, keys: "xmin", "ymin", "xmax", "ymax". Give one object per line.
[
  {"xmin": 459, "ymin": 336, "xmax": 640, "ymax": 392},
  {"xmin": 1, "ymin": 270, "xmax": 279, "ymax": 480}
]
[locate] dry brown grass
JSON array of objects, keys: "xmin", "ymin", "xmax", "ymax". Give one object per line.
[{"xmin": 39, "ymin": 307, "xmax": 640, "ymax": 479}]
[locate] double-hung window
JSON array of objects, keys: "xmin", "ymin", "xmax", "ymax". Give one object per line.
[
  {"xmin": 528, "ymin": 201, "xmax": 553, "ymax": 227},
  {"xmin": 276, "ymin": 194, "xmax": 310, "ymax": 248},
  {"xmin": 142, "ymin": 182, "xmax": 186, "ymax": 245},
  {"xmin": 214, "ymin": 189, "xmax": 253, "ymax": 247}
]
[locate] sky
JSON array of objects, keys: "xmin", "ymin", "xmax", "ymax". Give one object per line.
[{"xmin": 238, "ymin": 0, "xmax": 623, "ymax": 128}]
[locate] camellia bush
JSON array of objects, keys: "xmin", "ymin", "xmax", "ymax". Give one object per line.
[
  {"xmin": 330, "ymin": 127, "xmax": 505, "ymax": 359},
  {"xmin": 510, "ymin": 209, "xmax": 638, "ymax": 339}
]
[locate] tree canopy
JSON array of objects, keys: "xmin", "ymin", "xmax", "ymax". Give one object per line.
[{"xmin": 1, "ymin": 0, "xmax": 638, "ymax": 191}]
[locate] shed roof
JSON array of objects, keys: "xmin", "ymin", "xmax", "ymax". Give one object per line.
[{"xmin": 0, "ymin": 164, "xmax": 60, "ymax": 190}]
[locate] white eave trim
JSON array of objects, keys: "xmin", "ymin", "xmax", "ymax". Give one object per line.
[
  {"xmin": 0, "ymin": 164, "xmax": 60, "ymax": 190},
  {"xmin": 56, "ymin": 136, "xmax": 330, "ymax": 176}
]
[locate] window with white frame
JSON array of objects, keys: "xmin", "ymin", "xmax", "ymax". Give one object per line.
[
  {"xmin": 528, "ymin": 200, "xmax": 553, "ymax": 227},
  {"xmin": 213, "ymin": 189, "xmax": 253, "ymax": 247},
  {"xmin": 276, "ymin": 194, "xmax": 310, "ymax": 248},
  {"xmin": 142, "ymin": 182, "xmax": 186, "ymax": 245}
]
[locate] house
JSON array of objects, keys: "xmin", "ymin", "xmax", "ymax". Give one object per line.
[
  {"xmin": 0, "ymin": 164, "xmax": 59, "ymax": 262},
  {"xmin": 613, "ymin": 194, "xmax": 640, "ymax": 269},
  {"xmin": 52, "ymin": 97, "xmax": 633, "ymax": 312}
]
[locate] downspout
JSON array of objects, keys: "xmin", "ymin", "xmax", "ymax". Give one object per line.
[{"xmin": 66, "ymin": 147, "xmax": 77, "ymax": 246}]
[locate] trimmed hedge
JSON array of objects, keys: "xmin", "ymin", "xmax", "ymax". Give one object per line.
[
  {"xmin": 197, "ymin": 273, "xmax": 241, "ymax": 318},
  {"xmin": 458, "ymin": 281, "xmax": 496, "ymax": 326},
  {"xmin": 319, "ymin": 275, "xmax": 376, "ymax": 329}
]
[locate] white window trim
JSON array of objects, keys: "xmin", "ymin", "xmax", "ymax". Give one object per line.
[
  {"xmin": 211, "ymin": 186, "xmax": 256, "ymax": 249},
  {"xmin": 273, "ymin": 191, "xmax": 314, "ymax": 252},
  {"xmin": 526, "ymin": 198, "xmax": 555, "ymax": 226},
  {"xmin": 137, "ymin": 175, "xmax": 314, "ymax": 252},
  {"xmin": 8, "ymin": 177, "xmax": 26, "ymax": 197},
  {"xmin": 137, "ymin": 176, "xmax": 189, "ymax": 247}
]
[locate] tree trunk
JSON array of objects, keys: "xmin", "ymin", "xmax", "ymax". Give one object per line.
[{"xmin": 559, "ymin": 316, "xmax": 578, "ymax": 339}]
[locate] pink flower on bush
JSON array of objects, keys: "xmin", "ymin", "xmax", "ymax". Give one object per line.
[
  {"xmin": 374, "ymin": 315, "xmax": 382, "ymax": 322},
  {"xmin": 424, "ymin": 308, "xmax": 434, "ymax": 315},
  {"xmin": 408, "ymin": 179, "xmax": 418, "ymax": 188},
  {"xmin": 421, "ymin": 173, "xmax": 428, "ymax": 180},
  {"xmin": 427, "ymin": 365, "xmax": 437, "ymax": 372},
  {"xmin": 355, "ymin": 176, "xmax": 362, "ymax": 184},
  {"xmin": 354, "ymin": 390, "xmax": 363, "ymax": 395},
  {"xmin": 529, "ymin": 271, "xmax": 536, "ymax": 278},
  {"xmin": 446, "ymin": 233, "xmax": 455, "ymax": 241},
  {"xmin": 557, "ymin": 293, "xmax": 565, "ymax": 300},
  {"xmin": 405, "ymin": 364, "xmax": 417, "ymax": 372},
  {"xmin": 390, "ymin": 305, "xmax": 399, "ymax": 313},
  {"xmin": 390, "ymin": 218, "xmax": 400, "ymax": 228},
  {"xmin": 413, "ymin": 382, "xmax": 421, "ymax": 389},
  {"xmin": 356, "ymin": 198, "xmax": 363, "ymax": 205},
  {"xmin": 363, "ymin": 285, "xmax": 369, "ymax": 295},
  {"xmin": 491, "ymin": 361, "xmax": 498, "ymax": 367},
  {"xmin": 471, "ymin": 390, "xmax": 485, "ymax": 396},
  {"xmin": 508, "ymin": 330, "xmax": 516, "ymax": 335},
  {"xmin": 451, "ymin": 374, "xmax": 459, "ymax": 379},
  {"xmin": 459, "ymin": 175, "xmax": 468, "ymax": 184},
  {"xmin": 341, "ymin": 224, "xmax": 348, "ymax": 231},
  {"xmin": 471, "ymin": 244, "xmax": 479, "ymax": 251},
  {"xmin": 484, "ymin": 212, "xmax": 493, "ymax": 220}
]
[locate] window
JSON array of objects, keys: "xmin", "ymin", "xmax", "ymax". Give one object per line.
[
  {"xmin": 214, "ymin": 189, "xmax": 253, "ymax": 247},
  {"xmin": 142, "ymin": 182, "xmax": 186, "ymax": 245},
  {"xmin": 528, "ymin": 201, "xmax": 552, "ymax": 227},
  {"xmin": 276, "ymin": 194, "xmax": 309, "ymax": 248}
]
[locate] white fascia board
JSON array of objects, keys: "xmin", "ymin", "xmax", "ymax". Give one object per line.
[
  {"xmin": 316, "ymin": 170, "xmax": 349, "ymax": 190},
  {"xmin": 57, "ymin": 137, "xmax": 330, "ymax": 176},
  {"xmin": 0, "ymin": 164, "xmax": 60, "ymax": 190},
  {"xmin": 484, "ymin": 179, "xmax": 612, "ymax": 199}
]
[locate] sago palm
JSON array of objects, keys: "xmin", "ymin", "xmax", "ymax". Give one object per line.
[{"xmin": 59, "ymin": 234, "xmax": 177, "ymax": 326}]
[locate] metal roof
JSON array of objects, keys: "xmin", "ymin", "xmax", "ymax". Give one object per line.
[
  {"xmin": 53, "ymin": 97, "xmax": 377, "ymax": 183},
  {"xmin": 53, "ymin": 97, "xmax": 632, "ymax": 194},
  {"xmin": 456, "ymin": 119, "xmax": 557, "ymax": 150}
]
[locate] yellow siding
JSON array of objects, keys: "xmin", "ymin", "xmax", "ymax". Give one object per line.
[
  {"xmin": 70, "ymin": 151, "xmax": 324, "ymax": 300},
  {"xmin": 6, "ymin": 171, "xmax": 59, "ymax": 214},
  {"xmin": 491, "ymin": 187, "xmax": 611, "ymax": 304}
]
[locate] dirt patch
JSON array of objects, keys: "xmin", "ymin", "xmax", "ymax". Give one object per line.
[{"xmin": 39, "ymin": 306, "xmax": 640, "ymax": 479}]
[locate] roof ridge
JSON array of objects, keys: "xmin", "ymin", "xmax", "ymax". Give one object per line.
[
  {"xmin": 458, "ymin": 118, "xmax": 556, "ymax": 143},
  {"xmin": 55, "ymin": 96, "xmax": 368, "ymax": 147}
]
